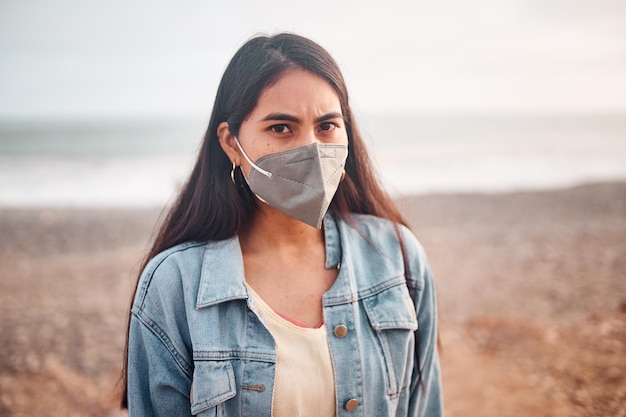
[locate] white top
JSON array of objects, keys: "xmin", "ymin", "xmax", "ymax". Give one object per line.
[{"xmin": 246, "ymin": 284, "xmax": 337, "ymax": 417}]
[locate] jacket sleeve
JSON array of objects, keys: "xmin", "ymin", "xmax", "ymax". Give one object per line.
[
  {"xmin": 402, "ymin": 227, "xmax": 445, "ymax": 417},
  {"xmin": 126, "ymin": 252, "xmax": 195, "ymax": 417},
  {"xmin": 127, "ymin": 312, "xmax": 193, "ymax": 417}
]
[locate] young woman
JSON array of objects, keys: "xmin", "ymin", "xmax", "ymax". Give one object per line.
[{"xmin": 122, "ymin": 33, "xmax": 443, "ymax": 417}]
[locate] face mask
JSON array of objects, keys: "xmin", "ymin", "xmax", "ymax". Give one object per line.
[{"xmin": 234, "ymin": 137, "xmax": 348, "ymax": 229}]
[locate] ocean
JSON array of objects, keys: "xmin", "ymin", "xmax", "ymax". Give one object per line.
[{"xmin": 1, "ymin": 113, "xmax": 625, "ymax": 208}]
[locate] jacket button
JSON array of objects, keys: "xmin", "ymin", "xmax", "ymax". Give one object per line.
[
  {"xmin": 345, "ymin": 399, "xmax": 358, "ymax": 411},
  {"xmin": 333, "ymin": 324, "xmax": 349, "ymax": 338}
]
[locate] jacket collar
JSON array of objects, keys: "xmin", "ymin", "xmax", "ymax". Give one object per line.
[
  {"xmin": 196, "ymin": 211, "xmax": 343, "ymax": 309},
  {"xmin": 324, "ymin": 210, "xmax": 342, "ymax": 269},
  {"xmin": 196, "ymin": 237, "xmax": 248, "ymax": 309}
]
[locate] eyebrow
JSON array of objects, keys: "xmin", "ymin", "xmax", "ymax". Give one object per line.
[{"xmin": 260, "ymin": 112, "xmax": 344, "ymax": 124}]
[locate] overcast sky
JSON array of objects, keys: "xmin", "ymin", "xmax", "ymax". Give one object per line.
[{"xmin": 1, "ymin": 0, "xmax": 625, "ymax": 119}]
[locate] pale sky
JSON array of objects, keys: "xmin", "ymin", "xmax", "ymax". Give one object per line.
[{"xmin": 1, "ymin": 0, "xmax": 625, "ymax": 119}]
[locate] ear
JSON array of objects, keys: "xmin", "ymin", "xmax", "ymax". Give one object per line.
[{"xmin": 217, "ymin": 122, "xmax": 241, "ymax": 165}]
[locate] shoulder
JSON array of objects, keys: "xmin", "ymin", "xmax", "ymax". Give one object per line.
[
  {"xmin": 133, "ymin": 241, "xmax": 206, "ymax": 311},
  {"xmin": 338, "ymin": 213, "xmax": 431, "ymax": 288},
  {"xmin": 339, "ymin": 213, "xmax": 425, "ymax": 257},
  {"xmin": 339, "ymin": 213, "xmax": 400, "ymax": 244}
]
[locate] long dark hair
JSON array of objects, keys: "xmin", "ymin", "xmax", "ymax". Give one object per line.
[{"xmin": 120, "ymin": 32, "xmax": 408, "ymax": 408}]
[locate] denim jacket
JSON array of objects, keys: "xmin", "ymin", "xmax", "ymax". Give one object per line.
[{"xmin": 127, "ymin": 212, "xmax": 443, "ymax": 417}]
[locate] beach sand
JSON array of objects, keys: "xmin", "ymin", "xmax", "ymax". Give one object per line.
[{"xmin": 0, "ymin": 182, "xmax": 624, "ymax": 417}]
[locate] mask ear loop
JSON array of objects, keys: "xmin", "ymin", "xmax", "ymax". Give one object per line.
[{"xmin": 233, "ymin": 136, "xmax": 273, "ymax": 178}]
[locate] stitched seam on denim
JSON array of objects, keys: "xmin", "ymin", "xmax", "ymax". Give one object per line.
[
  {"xmin": 193, "ymin": 350, "xmax": 276, "ymax": 363},
  {"xmin": 405, "ymin": 272, "xmax": 425, "ymax": 292},
  {"xmin": 358, "ymin": 276, "xmax": 408, "ymax": 298},
  {"xmin": 196, "ymin": 294, "xmax": 249, "ymax": 309},
  {"xmin": 133, "ymin": 310, "xmax": 193, "ymax": 378},
  {"xmin": 374, "ymin": 320, "xmax": 399, "ymax": 397},
  {"xmin": 135, "ymin": 241, "xmax": 205, "ymax": 309},
  {"xmin": 408, "ymin": 269, "xmax": 430, "ymax": 314},
  {"xmin": 323, "ymin": 275, "xmax": 406, "ymax": 306},
  {"xmin": 370, "ymin": 320, "xmax": 418, "ymax": 330}
]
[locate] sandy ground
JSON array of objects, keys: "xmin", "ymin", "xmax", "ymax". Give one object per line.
[{"xmin": 0, "ymin": 182, "xmax": 624, "ymax": 417}]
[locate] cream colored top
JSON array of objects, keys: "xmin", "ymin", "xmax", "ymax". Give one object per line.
[{"xmin": 246, "ymin": 284, "xmax": 337, "ymax": 417}]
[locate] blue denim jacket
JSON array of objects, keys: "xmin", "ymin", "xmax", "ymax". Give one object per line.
[{"xmin": 127, "ymin": 212, "xmax": 443, "ymax": 416}]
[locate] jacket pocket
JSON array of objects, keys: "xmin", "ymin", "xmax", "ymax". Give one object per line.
[
  {"xmin": 190, "ymin": 360, "xmax": 237, "ymax": 416},
  {"xmin": 362, "ymin": 283, "xmax": 418, "ymax": 397}
]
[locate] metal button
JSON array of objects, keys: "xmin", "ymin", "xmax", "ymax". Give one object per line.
[
  {"xmin": 345, "ymin": 399, "xmax": 358, "ymax": 411},
  {"xmin": 333, "ymin": 324, "xmax": 349, "ymax": 338}
]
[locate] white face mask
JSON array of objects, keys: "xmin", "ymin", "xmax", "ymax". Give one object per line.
[{"xmin": 234, "ymin": 137, "xmax": 348, "ymax": 229}]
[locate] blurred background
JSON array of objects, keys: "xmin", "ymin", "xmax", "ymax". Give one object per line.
[
  {"xmin": 1, "ymin": 1, "xmax": 625, "ymax": 416},
  {"xmin": 1, "ymin": 0, "xmax": 625, "ymax": 205}
]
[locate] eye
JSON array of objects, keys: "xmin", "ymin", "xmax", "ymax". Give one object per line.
[
  {"xmin": 319, "ymin": 122, "xmax": 338, "ymax": 132},
  {"xmin": 269, "ymin": 124, "xmax": 292, "ymax": 134}
]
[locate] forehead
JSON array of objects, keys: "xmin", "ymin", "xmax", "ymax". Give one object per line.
[{"xmin": 252, "ymin": 69, "xmax": 342, "ymax": 117}]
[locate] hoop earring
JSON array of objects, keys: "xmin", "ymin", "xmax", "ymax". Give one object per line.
[{"xmin": 230, "ymin": 163, "xmax": 237, "ymax": 185}]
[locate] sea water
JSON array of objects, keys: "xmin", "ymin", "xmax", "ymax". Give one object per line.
[{"xmin": 0, "ymin": 113, "xmax": 625, "ymax": 207}]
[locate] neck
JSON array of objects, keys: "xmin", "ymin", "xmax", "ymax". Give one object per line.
[{"xmin": 240, "ymin": 203, "xmax": 324, "ymax": 251}]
